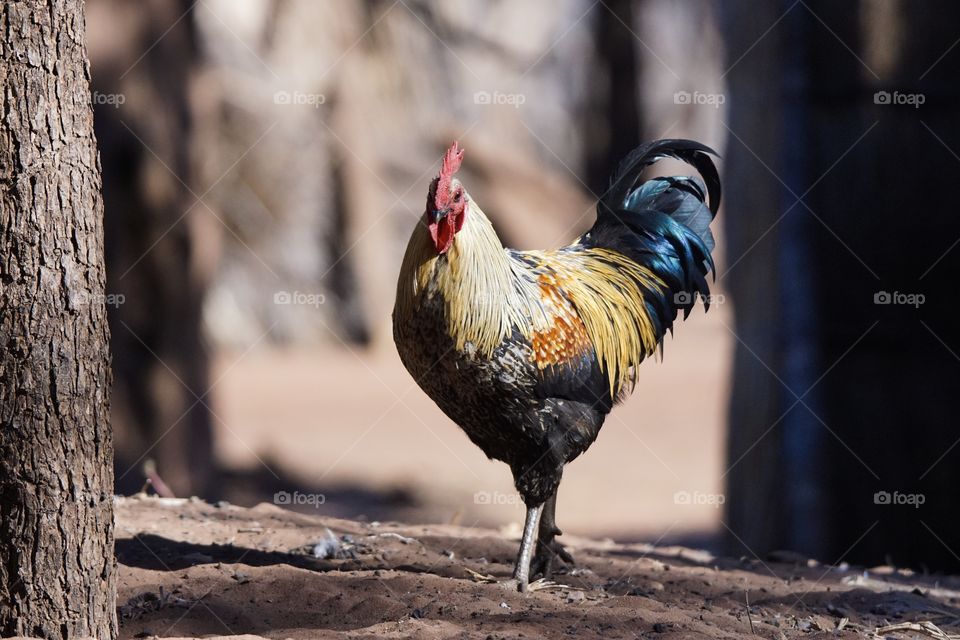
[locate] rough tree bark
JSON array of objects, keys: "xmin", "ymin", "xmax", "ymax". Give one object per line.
[{"xmin": 0, "ymin": 1, "xmax": 116, "ymax": 637}]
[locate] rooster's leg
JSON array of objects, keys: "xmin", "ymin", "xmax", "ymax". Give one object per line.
[
  {"xmin": 510, "ymin": 503, "xmax": 543, "ymax": 592},
  {"xmin": 531, "ymin": 490, "xmax": 575, "ymax": 579}
]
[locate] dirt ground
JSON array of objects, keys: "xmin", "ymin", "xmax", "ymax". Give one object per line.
[{"xmin": 113, "ymin": 495, "xmax": 960, "ymax": 640}]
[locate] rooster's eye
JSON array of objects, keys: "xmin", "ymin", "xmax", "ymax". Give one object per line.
[{"xmin": 453, "ymin": 190, "xmax": 462, "ymax": 202}]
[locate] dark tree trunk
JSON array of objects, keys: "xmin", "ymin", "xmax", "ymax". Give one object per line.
[
  {"xmin": 722, "ymin": 0, "xmax": 960, "ymax": 570},
  {"xmin": 806, "ymin": 0, "xmax": 960, "ymax": 572},
  {"xmin": 584, "ymin": 0, "xmax": 643, "ymax": 194},
  {"xmin": 0, "ymin": 0, "xmax": 116, "ymax": 637},
  {"xmin": 719, "ymin": 0, "xmax": 791, "ymax": 559}
]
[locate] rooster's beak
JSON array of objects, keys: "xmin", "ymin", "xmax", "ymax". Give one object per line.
[{"xmin": 430, "ymin": 207, "xmax": 450, "ymax": 223}]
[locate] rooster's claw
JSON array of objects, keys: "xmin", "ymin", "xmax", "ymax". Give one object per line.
[{"xmin": 532, "ymin": 540, "xmax": 575, "ymax": 580}]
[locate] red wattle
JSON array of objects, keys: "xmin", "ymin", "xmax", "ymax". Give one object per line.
[
  {"xmin": 427, "ymin": 206, "xmax": 464, "ymax": 254},
  {"xmin": 435, "ymin": 217, "xmax": 454, "ymax": 254}
]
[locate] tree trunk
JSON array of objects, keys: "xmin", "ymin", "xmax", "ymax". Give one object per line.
[
  {"xmin": 584, "ymin": 0, "xmax": 643, "ymax": 195},
  {"xmin": 719, "ymin": 0, "xmax": 791, "ymax": 559},
  {"xmin": 722, "ymin": 0, "xmax": 960, "ymax": 570},
  {"xmin": 0, "ymin": 1, "xmax": 116, "ymax": 637}
]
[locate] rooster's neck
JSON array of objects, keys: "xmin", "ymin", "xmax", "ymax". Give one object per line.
[{"xmin": 394, "ymin": 199, "xmax": 536, "ymax": 356}]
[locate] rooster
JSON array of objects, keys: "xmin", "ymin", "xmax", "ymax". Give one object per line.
[{"xmin": 393, "ymin": 139, "xmax": 720, "ymax": 592}]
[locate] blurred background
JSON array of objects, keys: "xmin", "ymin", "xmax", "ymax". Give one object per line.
[{"xmin": 86, "ymin": 0, "xmax": 960, "ymax": 572}]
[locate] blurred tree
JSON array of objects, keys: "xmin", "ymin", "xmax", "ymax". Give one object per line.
[
  {"xmin": 87, "ymin": 0, "xmax": 216, "ymax": 497},
  {"xmin": 721, "ymin": 0, "xmax": 793, "ymax": 562},
  {"xmin": 0, "ymin": 0, "xmax": 116, "ymax": 636},
  {"xmin": 584, "ymin": 0, "xmax": 643, "ymax": 194},
  {"xmin": 723, "ymin": 0, "xmax": 960, "ymax": 570}
]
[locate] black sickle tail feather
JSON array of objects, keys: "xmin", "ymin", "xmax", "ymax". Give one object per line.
[
  {"xmin": 603, "ymin": 138, "xmax": 721, "ymax": 224},
  {"xmin": 582, "ymin": 138, "xmax": 721, "ymax": 343}
]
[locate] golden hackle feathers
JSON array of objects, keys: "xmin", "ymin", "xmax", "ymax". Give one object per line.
[
  {"xmin": 395, "ymin": 195, "xmax": 667, "ymax": 397},
  {"xmin": 395, "ymin": 197, "xmax": 544, "ymax": 355}
]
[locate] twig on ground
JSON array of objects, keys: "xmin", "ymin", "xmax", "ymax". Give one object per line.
[
  {"xmin": 875, "ymin": 621, "xmax": 960, "ymax": 639},
  {"xmin": 745, "ymin": 591, "xmax": 756, "ymax": 635}
]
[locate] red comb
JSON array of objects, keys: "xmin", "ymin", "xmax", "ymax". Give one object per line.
[{"xmin": 436, "ymin": 141, "xmax": 465, "ymax": 197}]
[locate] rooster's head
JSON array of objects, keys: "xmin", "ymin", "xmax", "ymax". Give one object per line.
[{"xmin": 426, "ymin": 141, "xmax": 467, "ymax": 255}]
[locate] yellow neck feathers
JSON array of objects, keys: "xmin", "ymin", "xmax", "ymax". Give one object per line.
[{"xmin": 394, "ymin": 198, "xmax": 540, "ymax": 355}]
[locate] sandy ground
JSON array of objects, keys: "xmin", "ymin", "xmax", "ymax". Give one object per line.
[
  {"xmin": 209, "ymin": 300, "xmax": 734, "ymax": 546},
  {"xmin": 113, "ymin": 495, "xmax": 960, "ymax": 640}
]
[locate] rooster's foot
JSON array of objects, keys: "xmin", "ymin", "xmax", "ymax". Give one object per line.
[
  {"xmin": 531, "ymin": 540, "xmax": 575, "ymax": 580},
  {"xmin": 463, "ymin": 568, "xmax": 561, "ymax": 593},
  {"xmin": 497, "ymin": 577, "xmax": 561, "ymax": 593}
]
